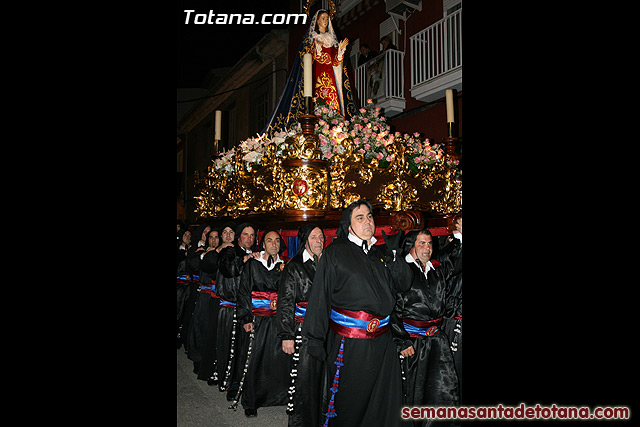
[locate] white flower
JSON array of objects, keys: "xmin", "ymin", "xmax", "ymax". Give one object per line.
[{"xmin": 243, "ymin": 151, "xmax": 262, "ymax": 163}]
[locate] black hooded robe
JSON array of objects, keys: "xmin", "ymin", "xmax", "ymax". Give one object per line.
[
  {"xmin": 436, "ymin": 237, "xmax": 462, "ymax": 401},
  {"xmin": 236, "ymin": 255, "xmax": 291, "ymax": 411},
  {"xmin": 277, "ymin": 247, "xmax": 325, "ymax": 427},
  {"xmin": 215, "ymin": 243, "xmax": 252, "ymax": 393},
  {"xmin": 187, "ymin": 233, "xmax": 218, "ymax": 370},
  {"xmin": 182, "ymin": 225, "xmax": 210, "ymax": 359},
  {"xmin": 176, "ymin": 240, "xmax": 190, "ymax": 349},
  {"xmin": 195, "ymin": 249, "xmax": 221, "ymax": 382},
  {"xmin": 302, "ymin": 236, "xmax": 413, "ymax": 427},
  {"xmin": 390, "ymin": 254, "xmax": 461, "ymax": 427}
]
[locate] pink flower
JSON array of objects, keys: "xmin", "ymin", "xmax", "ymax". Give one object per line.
[
  {"xmin": 325, "ymin": 152, "xmax": 333, "ymax": 159},
  {"xmin": 359, "ymin": 108, "xmax": 366, "ymax": 114},
  {"xmin": 364, "ymin": 143, "xmax": 371, "ymax": 150},
  {"xmin": 367, "ymin": 98, "xmax": 373, "ymax": 104},
  {"xmin": 376, "ymin": 152, "xmax": 384, "ymax": 160},
  {"xmin": 386, "ymin": 155, "xmax": 393, "ymax": 162}
]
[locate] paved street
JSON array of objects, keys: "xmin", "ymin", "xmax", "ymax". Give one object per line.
[{"xmin": 177, "ymin": 348, "xmax": 289, "ymax": 426}]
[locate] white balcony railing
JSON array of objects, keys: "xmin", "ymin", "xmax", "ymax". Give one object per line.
[
  {"xmin": 410, "ymin": 7, "xmax": 462, "ymax": 101},
  {"xmin": 354, "ymin": 49, "xmax": 405, "ymax": 116}
]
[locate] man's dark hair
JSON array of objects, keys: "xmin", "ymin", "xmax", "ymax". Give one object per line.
[
  {"xmin": 337, "ymin": 199, "xmax": 373, "ymax": 239},
  {"xmin": 401, "ymin": 228, "xmax": 432, "ymax": 257},
  {"xmin": 259, "ymin": 229, "xmax": 287, "ymax": 254}
]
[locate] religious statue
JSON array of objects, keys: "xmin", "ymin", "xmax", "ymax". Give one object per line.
[
  {"xmin": 261, "ymin": 8, "xmax": 356, "ymax": 137},
  {"xmin": 308, "ymin": 9, "xmax": 350, "ymax": 115}
]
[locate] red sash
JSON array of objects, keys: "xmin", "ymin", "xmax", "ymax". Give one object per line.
[
  {"xmin": 402, "ymin": 317, "xmax": 443, "ymax": 337},
  {"xmin": 329, "ymin": 306, "xmax": 390, "ymax": 339},
  {"xmin": 251, "ymin": 291, "xmax": 278, "ymax": 316}
]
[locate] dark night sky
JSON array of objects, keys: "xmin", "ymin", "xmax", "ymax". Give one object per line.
[{"xmin": 177, "ymin": 1, "xmax": 293, "ymax": 88}]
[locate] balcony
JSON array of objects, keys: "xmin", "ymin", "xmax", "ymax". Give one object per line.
[
  {"xmin": 410, "ymin": 7, "xmax": 462, "ymax": 102},
  {"xmin": 354, "ymin": 49, "xmax": 405, "ymax": 117}
]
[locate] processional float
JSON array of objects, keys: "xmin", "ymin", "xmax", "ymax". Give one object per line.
[{"xmin": 193, "ymin": 3, "xmax": 461, "ymax": 233}]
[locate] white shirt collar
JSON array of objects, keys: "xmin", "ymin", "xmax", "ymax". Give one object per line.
[
  {"xmin": 453, "ymin": 232, "xmax": 462, "ymax": 245},
  {"xmin": 348, "ymin": 232, "xmax": 377, "ymax": 253},
  {"xmin": 405, "ymin": 252, "xmax": 433, "ymax": 277},
  {"xmin": 303, "ymin": 248, "xmax": 314, "ymax": 263},
  {"xmin": 256, "ymin": 250, "xmax": 282, "ymax": 270}
]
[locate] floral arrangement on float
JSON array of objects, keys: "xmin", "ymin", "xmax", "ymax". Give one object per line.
[
  {"xmin": 315, "ymin": 98, "xmax": 394, "ymax": 166},
  {"xmin": 195, "ymin": 98, "xmax": 461, "ymax": 218}
]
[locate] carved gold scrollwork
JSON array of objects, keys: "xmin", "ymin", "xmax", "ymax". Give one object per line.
[
  {"xmin": 194, "ymin": 116, "xmax": 461, "ymax": 219},
  {"xmin": 280, "ymin": 159, "xmax": 329, "ymax": 211}
]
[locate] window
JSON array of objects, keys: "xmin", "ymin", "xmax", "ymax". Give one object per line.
[
  {"xmin": 350, "ymin": 38, "xmax": 360, "ymax": 70},
  {"xmin": 443, "ymin": 0, "xmax": 461, "ymax": 16},
  {"xmin": 379, "ymin": 16, "xmax": 400, "ymax": 51}
]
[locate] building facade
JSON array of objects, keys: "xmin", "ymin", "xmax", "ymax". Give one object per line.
[
  {"xmin": 177, "ymin": 0, "xmax": 462, "ymax": 223},
  {"xmin": 290, "ymin": 0, "xmax": 462, "ymax": 141},
  {"xmin": 177, "ymin": 30, "xmax": 289, "ymax": 222}
]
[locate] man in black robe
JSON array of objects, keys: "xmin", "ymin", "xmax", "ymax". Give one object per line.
[
  {"xmin": 182, "ymin": 223, "xmax": 211, "ymax": 366},
  {"xmin": 277, "ymin": 224, "xmax": 326, "ymax": 427},
  {"xmin": 195, "ymin": 227, "xmax": 223, "ymax": 384},
  {"xmin": 235, "ymin": 230, "xmax": 290, "ymax": 417},
  {"xmin": 436, "ymin": 213, "xmax": 462, "ymax": 401},
  {"xmin": 177, "ymin": 228, "xmax": 192, "ymax": 349},
  {"xmin": 302, "ymin": 199, "xmax": 413, "ymax": 427},
  {"xmin": 186, "ymin": 228, "xmax": 219, "ymax": 374},
  {"xmin": 391, "ymin": 229, "xmax": 461, "ymax": 426},
  {"xmin": 215, "ymin": 222, "xmax": 258, "ymax": 400}
]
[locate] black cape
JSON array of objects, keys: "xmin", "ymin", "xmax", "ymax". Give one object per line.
[
  {"xmin": 195, "ymin": 249, "xmax": 221, "ymax": 381},
  {"xmin": 236, "ymin": 256, "xmax": 291, "ymax": 410},
  {"xmin": 215, "ymin": 244, "xmax": 252, "ymax": 391},
  {"xmin": 302, "ymin": 237, "xmax": 413, "ymax": 427},
  {"xmin": 390, "ymin": 257, "xmax": 461, "ymax": 426},
  {"xmin": 176, "ymin": 243, "xmax": 190, "ymax": 348},
  {"xmin": 436, "ymin": 237, "xmax": 463, "ymax": 400},
  {"xmin": 277, "ymin": 250, "xmax": 325, "ymax": 427},
  {"xmin": 181, "ymin": 238, "xmax": 207, "ymax": 356}
]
